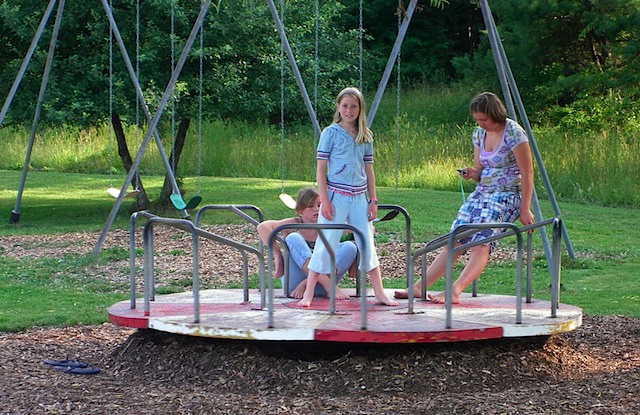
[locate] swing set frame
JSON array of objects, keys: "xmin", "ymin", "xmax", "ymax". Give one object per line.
[{"xmin": 0, "ymin": 0, "xmax": 573, "ymax": 262}]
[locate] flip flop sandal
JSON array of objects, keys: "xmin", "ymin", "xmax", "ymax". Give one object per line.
[
  {"xmin": 64, "ymin": 367, "xmax": 100, "ymax": 375},
  {"xmin": 43, "ymin": 359, "xmax": 88, "ymax": 369},
  {"xmin": 53, "ymin": 364, "xmax": 86, "ymax": 372}
]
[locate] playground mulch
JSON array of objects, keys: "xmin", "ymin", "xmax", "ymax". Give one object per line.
[
  {"xmin": 0, "ymin": 315, "xmax": 638, "ymax": 414},
  {"xmin": 1, "ymin": 229, "xmax": 639, "ymax": 413}
]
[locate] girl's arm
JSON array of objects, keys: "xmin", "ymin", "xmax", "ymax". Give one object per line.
[
  {"xmin": 365, "ymin": 163, "xmax": 378, "ymax": 222},
  {"xmin": 257, "ymin": 217, "xmax": 296, "ymax": 278},
  {"xmin": 317, "ymin": 159, "xmax": 333, "ymax": 221},
  {"xmin": 513, "ymin": 142, "xmax": 534, "ymax": 226},
  {"xmin": 463, "ymin": 146, "xmax": 483, "ymax": 182}
]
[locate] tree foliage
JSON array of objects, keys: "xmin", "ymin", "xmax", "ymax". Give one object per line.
[
  {"xmin": 0, "ymin": 0, "xmax": 363, "ymax": 129},
  {"xmin": 461, "ymin": 0, "xmax": 640, "ymax": 128},
  {"xmin": 1, "ymin": 0, "xmax": 638, "ymax": 131}
]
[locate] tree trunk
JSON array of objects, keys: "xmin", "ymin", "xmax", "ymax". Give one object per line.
[
  {"xmin": 112, "ymin": 113, "xmax": 151, "ymax": 211},
  {"xmin": 158, "ymin": 117, "xmax": 191, "ymax": 208}
]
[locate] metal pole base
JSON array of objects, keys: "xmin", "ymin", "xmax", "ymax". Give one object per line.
[{"xmin": 9, "ymin": 210, "xmax": 20, "ymax": 224}]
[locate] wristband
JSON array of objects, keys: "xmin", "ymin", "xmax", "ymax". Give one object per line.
[{"xmin": 369, "ymin": 198, "xmax": 378, "ymax": 204}]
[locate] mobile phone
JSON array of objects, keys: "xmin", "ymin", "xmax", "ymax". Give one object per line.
[{"xmin": 456, "ymin": 168, "xmax": 464, "ymax": 174}]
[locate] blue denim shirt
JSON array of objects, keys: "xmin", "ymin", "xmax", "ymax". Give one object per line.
[{"xmin": 317, "ymin": 123, "xmax": 373, "ymax": 195}]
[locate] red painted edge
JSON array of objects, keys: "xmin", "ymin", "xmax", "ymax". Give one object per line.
[
  {"xmin": 105, "ymin": 293, "xmax": 580, "ymax": 344},
  {"xmin": 314, "ymin": 327, "xmax": 503, "ymax": 343},
  {"xmin": 108, "ymin": 313, "xmax": 149, "ymax": 329}
]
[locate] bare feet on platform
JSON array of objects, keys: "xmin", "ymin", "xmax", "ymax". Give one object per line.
[
  {"xmin": 289, "ymin": 286, "xmax": 305, "ymax": 299},
  {"xmin": 297, "ymin": 296, "xmax": 312, "ymax": 307},
  {"xmin": 334, "ymin": 287, "xmax": 350, "ymax": 300},
  {"xmin": 393, "ymin": 289, "xmax": 420, "ymax": 300},
  {"xmin": 291, "ymin": 287, "xmax": 349, "ymax": 301},
  {"xmin": 375, "ymin": 294, "xmax": 398, "ymax": 307},
  {"xmin": 427, "ymin": 291, "xmax": 460, "ymax": 304}
]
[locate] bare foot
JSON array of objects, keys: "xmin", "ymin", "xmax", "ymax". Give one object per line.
[
  {"xmin": 289, "ymin": 286, "xmax": 305, "ymax": 299},
  {"xmin": 297, "ymin": 295, "xmax": 313, "ymax": 307},
  {"xmin": 375, "ymin": 294, "xmax": 398, "ymax": 307},
  {"xmin": 427, "ymin": 292, "xmax": 460, "ymax": 304},
  {"xmin": 334, "ymin": 287, "xmax": 350, "ymax": 300},
  {"xmin": 393, "ymin": 289, "xmax": 420, "ymax": 299}
]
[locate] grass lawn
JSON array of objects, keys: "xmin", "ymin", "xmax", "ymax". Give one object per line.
[{"xmin": 0, "ymin": 170, "xmax": 638, "ymax": 331}]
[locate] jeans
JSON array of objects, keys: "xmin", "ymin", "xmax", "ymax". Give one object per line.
[
  {"xmin": 308, "ymin": 190, "xmax": 379, "ymax": 274},
  {"xmin": 283, "ymin": 232, "xmax": 357, "ymax": 296}
]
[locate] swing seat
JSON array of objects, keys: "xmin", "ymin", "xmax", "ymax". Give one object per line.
[
  {"xmin": 107, "ymin": 188, "xmax": 139, "ymax": 199},
  {"xmin": 279, "ymin": 193, "xmax": 297, "ymax": 209},
  {"xmin": 374, "ymin": 209, "xmax": 400, "ymax": 222},
  {"xmin": 185, "ymin": 195, "xmax": 202, "ymax": 210},
  {"xmin": 170, "ymin": 194, "xmax": 187, "ymax": 210}
]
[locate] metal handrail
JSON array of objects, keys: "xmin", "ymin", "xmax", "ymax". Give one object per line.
[
  {"xmin": 128, "ymin": 210, "xmax": 159, "ymax": 309},
  {"xmin": 194, "ymin": 204, "xmax": 292, "ymax": 299},
  {"xmin": 194, "ymin": 204, "xmax": 264, "ymax": 228},
  {"xmin": 141, "ymin": 216, "xmax": 264, "ymax": 323},
  {"xmin": 267, "ymin": 223, "xmax": 369, "ymax": 329},
  {"xmin": 376, "ymin": 204, "xmax": 412, "ymax": 290},
  {"xmin": 407, "ymin": 217, "xmax": 563, "ymax": 328},
  {"xmin": 445, "ymin": 222, "xmax": 522, "ymax": 328}
]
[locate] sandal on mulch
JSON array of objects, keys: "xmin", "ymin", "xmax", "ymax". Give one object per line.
[
  {"xmin": 43, "ymin": 359, "xmax": 88, "ymax": 369},
  {"xmin": 63, "ymin": 366, "xmax": 100, "ymax": 375}
]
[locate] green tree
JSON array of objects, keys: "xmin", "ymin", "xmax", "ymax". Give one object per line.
[
  {"xmin": 0, "ymin": 0, "xmax": 369, "ymax": 208},
  {"xmin": 342, "ymin": 0, "xmax": 479, "ymax": 87},
  {"xmin": 456, "ymin": 0, "xmax": 640, "ymax": 128}
]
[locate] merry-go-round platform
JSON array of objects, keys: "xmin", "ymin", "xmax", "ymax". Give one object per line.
[
  {"xmin": 107, "ymin": 208, "xmax": 581, "ymax": 344},
  {"xmin": 108, "ymin": 288, "xmax": 582, "ymax": 344}
]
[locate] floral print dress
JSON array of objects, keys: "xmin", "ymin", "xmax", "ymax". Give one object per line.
[{"xmin": 452, "ymin": 118, "xmax": 529, "ymax": 247}]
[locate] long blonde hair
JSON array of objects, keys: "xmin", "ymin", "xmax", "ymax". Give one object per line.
[{"xmin": 332, "ymin": 87, "xmax": 373, "ymax": 144}]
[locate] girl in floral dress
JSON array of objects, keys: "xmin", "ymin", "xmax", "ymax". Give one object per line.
[{"xmin": 395, "ymin": 92, "xmax": 534, "ymax": 303}]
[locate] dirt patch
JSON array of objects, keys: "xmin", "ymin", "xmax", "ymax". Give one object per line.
[{"xmin": 0, "ymin": 225, "xmax": 496, "ymax": 292}]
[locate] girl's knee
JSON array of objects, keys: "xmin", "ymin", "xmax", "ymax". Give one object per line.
[
  {"xmin": 342, "ymin": 240, "xmax": 358, "ymax": 260},
  {"xmin": 285, "ymin": 232, "xmax": 305, "ymax": 246}
]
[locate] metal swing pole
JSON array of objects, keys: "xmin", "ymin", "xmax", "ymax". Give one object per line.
[
  {"xmin": 93, "ymin": 0, "xmax": 212, "ymax": 254},
  {"xmin": 266, "ymin": 0, "xmax": 321, "ymax": 139},
  {"xmin": 479, "ymin": 1, "xmax": 554, "ymax": 265},
  {"xmin": 0, "ymin": 0, "xmax": 58, "ymax": 128},
  {"xmin": 102, "ymin": 0, "xmax": 193, "ymax": 205},
  {"xmin": 9, "ymin": 0, "xmax": 66, "ymax": 224},
  {"xmin": 101, "ymin": 0, "xmax": 185, "ymax": 204},
  {"xmin": 267, "ymin": 0, "xmax": 323, "ymax": 209},
  {"xmin": 480, "ymin": 0, "xmax": 575, "ymax": 259},
  {"xmin": 367, "ymin": 0, "xmax": 418, "ymax": 127},
  {"xmin": 483, "ymin": 10, "xmax": 516, "ymax": 119}
]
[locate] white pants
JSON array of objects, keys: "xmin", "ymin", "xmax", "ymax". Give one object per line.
[
  {"xmin": 283, "ymin": 232, "xmax": 357, "ymax": 296},
  {"xmin": 308, "ymin": 190, "xmax": 379, "ymax": 274}
]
